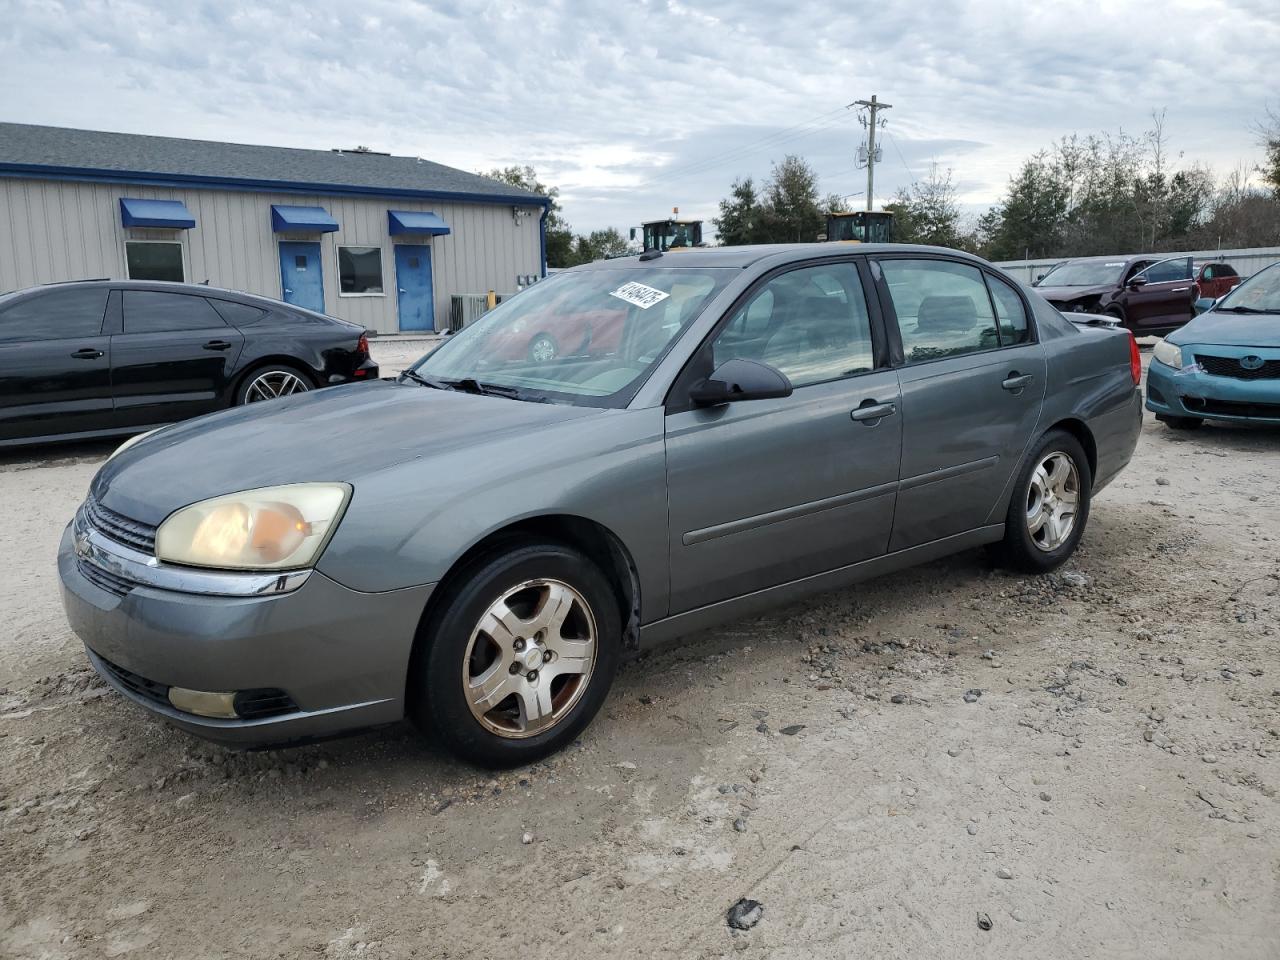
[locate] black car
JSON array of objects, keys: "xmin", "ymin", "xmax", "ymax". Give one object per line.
[{"xmin": 0, "ymin": 280, "xmax": 378, "ymax": 447}]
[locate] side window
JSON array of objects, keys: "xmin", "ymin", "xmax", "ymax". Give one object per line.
[
  {"xmin": 1201, "ymin": 265, "xmax": 1214, "ymax": 280},
  {"xmin": 1142, "ymin": 258, "xmax": 1192, "ymax": 284},
  {"xmin": 123, "ymin": 291, "xmax": 227, "ymax": 334},
  {"xmin": 880, "ymin": 259, "xmax": 999, "ymax": 363},
  {"xmin": 711, "ymin": 262, "xmax": 875, "ymax": 387},
  {"xmin": 208, "ymin": 299, "xmax": 267, "ymax": 326},
  {"xmin": 0, "ymin": 289, "xmax": 109, "ymax": 344},
  {"xmin": 986, "ymin": 274, "xmax": 1030, "ymax": 345}
]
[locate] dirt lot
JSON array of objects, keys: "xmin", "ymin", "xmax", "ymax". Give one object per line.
[{"xmin": 2, "ymin": 350, "xmax": 1278, "ymax": 959}]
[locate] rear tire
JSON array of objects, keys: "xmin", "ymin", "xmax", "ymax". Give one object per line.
[
  {"xmin": 235, "ymin": 364, "xmax": 314, "ymax": 405},
  {"xmin": 1158, "ymin": 415, "xmax": 1203, "ymax": 431},
  {"xmin": 991, "ymin": 430, "xmax": 1092, "ymax": 574},
  {"xmin": 410, "ymin": 539, "xmax": 619, "ymax": 767}
]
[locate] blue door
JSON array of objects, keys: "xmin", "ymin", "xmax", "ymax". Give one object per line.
[
  {"xmin": 394, "ymin": 244, "xmax": 435, "ymax": 331},
  {"xmin": 278, "ymin": 242, "xmax": 325, "ymax": 313}
]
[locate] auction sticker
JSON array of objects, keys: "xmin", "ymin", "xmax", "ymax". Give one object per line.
[{"xmin": 610, "ymin": 281, "xmax": 670, "ymax": 309}]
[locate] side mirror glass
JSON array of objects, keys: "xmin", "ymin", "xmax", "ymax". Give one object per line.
[{"xmin": 690, "ymin": 358, "xmax": 793, "ymax": 406}]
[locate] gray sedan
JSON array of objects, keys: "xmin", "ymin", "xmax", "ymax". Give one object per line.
[{"xmin": 59, "ymin": 244, "xmax": 1143, "ymax": 765}]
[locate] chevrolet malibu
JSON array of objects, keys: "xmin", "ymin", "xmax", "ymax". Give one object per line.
[{"xmin": 59, "ymin": 244, "xmax": 1143, "ymax": 766}]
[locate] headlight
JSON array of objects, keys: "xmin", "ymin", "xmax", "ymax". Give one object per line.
[
  {"xmin": 155, "ymin": 483, "xmax": 351, "ymax": 571},
  {"xmin": 106, "ymin": 428, "xmax": 160, "ymax": 463},
  {"xmin": 1152, "ymin": 339, "xmax": 1184, "ymax": 369}
]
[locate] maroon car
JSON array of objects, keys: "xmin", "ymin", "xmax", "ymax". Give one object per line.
[
  {"xmin": 1195, "ymin": 261, "xmax": 1242, "ymax": 300},
  {"xmin": 1034, "ymin": 255, "xmax": 1199, "ymax": 335}
]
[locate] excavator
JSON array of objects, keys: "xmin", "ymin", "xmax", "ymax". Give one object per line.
[{"xmin": 824, "ymin": 210, "xmax": 894, "ymax": 244}]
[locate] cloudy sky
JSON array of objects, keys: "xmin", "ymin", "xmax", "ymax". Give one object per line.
[{"xmin": 2, "ymin": 0, "xmax": 1276, "ymax": 236}]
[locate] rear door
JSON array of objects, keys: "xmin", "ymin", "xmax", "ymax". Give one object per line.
[
  {"xmin": 110, "ymin": 289, "xmax": 245, "ymax": 427},
  {"xmin": 664, "ymin": 259, "xmax": 902, "ymax": 613},
  {"xmin": 872, "ymin": 257, "xmax": 1047, "ymax": 551},
  {"xmin": 0, "ymin": 287, "xmax": 114, "ymax": 442}
]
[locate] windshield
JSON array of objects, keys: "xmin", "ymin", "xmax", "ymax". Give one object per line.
[
  {"xmin": 1037, "ymin": 260, "xmax": 1127, "ymax": 287},
  {"xmin": 411, "ymin": 267, "xmax": 733, "ymax": 407},
  {"xmin": 1216, "ymin": 264, "xmax": 1280, "ymax": 313}
]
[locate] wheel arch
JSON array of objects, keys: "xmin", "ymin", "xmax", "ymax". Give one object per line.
[
  {"xmin": 1046, "ymin": 416, "xmax": 1098, "ymax": 486},
  {"xmin": 405, "ymin": 513, "xmax": 642, "ymax": 710},
  {"xmin": 231, "ymin": 355, "xmax": 319, "ymax": 402}
]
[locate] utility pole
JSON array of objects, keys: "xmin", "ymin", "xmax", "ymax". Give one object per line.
[{"xmin": 854, "ymin": 95, "xmax": 891, "ymax": 211}]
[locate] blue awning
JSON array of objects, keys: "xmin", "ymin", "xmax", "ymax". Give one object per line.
[
  {"xmin": 388, "ymin": 210, "xmax": 451, "ymax": 236},
  {"xmin": 271, "ymin": 204, "xmax": 339, "ymax": 233},
  {"xmin": 119, "ymin": 198, "xmax": 196, "ymax": 229}
]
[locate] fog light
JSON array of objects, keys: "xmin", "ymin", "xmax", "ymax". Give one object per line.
[{"xmin": 168, "ymin": 687, "xmax": 239, "ymax": 719}]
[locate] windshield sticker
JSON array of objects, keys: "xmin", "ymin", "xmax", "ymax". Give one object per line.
[{"xmin": 610, "ymin": 281, "xmax": 670, "ymax": 310}]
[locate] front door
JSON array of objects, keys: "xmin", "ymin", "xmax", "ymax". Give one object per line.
[
  {"xmin": 278, "ymin": 242, "xmax": 325, "ymax": 313},
  {"xmin": 0, "ymin": 286, "xmax": 114, "ymax": 442},
  {"xmin": 664, "ymin": 260, "xmax": 901, "ymax": 615},
  {"xmin": 874, "ymin": 257, "xmax": 1047, "ymax": 550},
  {"xmin": 111, "ymin": 289, "xmax": 245, "ymax": 426},
  {"xmin": 1125, "ymin": 257, "xmax": 1194, "ymax": 332},
  {"xmin": 394, "ymin": 244, "xmax": 435, "ymax": 331}
]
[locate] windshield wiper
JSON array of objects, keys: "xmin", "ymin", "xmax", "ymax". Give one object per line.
[
  {"xmin": 1214, "ymin": 305, "xmax": 1271, "ymax": 314},
  {"xmin": 399, "ymin": 369, "xmax": 453, "ymax": 390},
  {"xmin": 442, "ymin": 377, "xmax": 550, "ymax": 403}
]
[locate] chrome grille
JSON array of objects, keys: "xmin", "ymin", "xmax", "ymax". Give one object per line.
[{"xmin": 83, "ymin": 496, "xmax": 157, "ymax": 554}]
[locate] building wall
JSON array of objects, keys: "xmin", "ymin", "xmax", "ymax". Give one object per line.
[{"xmin": 0, "ymin": 177, "xmax": 543, "ymax": 333}]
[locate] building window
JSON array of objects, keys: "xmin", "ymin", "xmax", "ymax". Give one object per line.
[
  {"xmin": 125, "ymin": 241, "xmax": 185, "ymax": 282},
  {"xmin": 338, "ymin": 245, "xmax": 384, "ymax": 295}
]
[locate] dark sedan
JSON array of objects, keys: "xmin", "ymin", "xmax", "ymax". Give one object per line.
[{"xmin": 0, "ymin": 280, "xmax": 377, "ymax": 447}]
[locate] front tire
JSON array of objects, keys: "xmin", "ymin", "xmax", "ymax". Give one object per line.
[
  {"xmin": 411, "ymin": 540, "xmax": 619, "ymax": 767},
  {"xmin": 992, "ymin": 430, "xmax": 1092, "ymax": 573}
]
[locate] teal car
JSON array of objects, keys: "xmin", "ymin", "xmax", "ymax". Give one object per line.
[{"xmin": 1146, "ymin": 263, "xmax": 1280, "ymax": 429}]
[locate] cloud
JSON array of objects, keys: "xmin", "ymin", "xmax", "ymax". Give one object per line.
[{"xmin": 1, "ymin": 0, "xmax": 1276, "ymax": 235}]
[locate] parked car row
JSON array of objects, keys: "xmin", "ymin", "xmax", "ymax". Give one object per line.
[{"xmin": 0, "ymin": 280, "xmax": 377, "ymax": 447}]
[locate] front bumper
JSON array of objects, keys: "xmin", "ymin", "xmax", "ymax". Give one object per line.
[
  {"xmin": 58, "ymin": 523, "xmax": 433, "ymax": 747},
  {"xmin": 1146, "ymin": 344, "xmax": 1280, "ymax": 424}
]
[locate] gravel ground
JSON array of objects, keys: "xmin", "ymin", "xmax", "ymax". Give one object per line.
[{"xmin": 2, "ymin": 349, "xmax": 1278, "ymax": 959}]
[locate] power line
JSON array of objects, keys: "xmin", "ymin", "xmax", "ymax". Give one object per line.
[{"xmin": 882, "ymin": 127, "xmax": 916, "ymax": 185}]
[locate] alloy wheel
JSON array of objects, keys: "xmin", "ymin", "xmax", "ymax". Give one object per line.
[
  {"xmin": 245, "ymin": 370, "xmax": 310, "ymax": 403},
  {"xmin": 529, "ymin": 337, "xmax": 556, "ymax": 362},
  {"xmin": 462, "ymin": 578, "xmax": 597, "ymax": 738},
  {"xmin": 1025, "ymin": 451, "xmax": 1080, "ymax": 552}
]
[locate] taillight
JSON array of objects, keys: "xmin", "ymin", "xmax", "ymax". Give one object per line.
[
  {"xmin": 1128, "ymin": 332, "xmax": 1141, "ymax": 385},
  {"xmin": 357, "ymin": 333, "xmax": 370, "ymax": 356}
]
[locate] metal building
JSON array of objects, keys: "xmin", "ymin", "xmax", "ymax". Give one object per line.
[{"xmin": 0, "ymin": 123, "xmax": 549, "ymax": 334}]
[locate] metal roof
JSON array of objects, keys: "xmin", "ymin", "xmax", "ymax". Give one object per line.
[{"xmin": 0, "ymin": 122, "xmax": 547, "ymax": 206}]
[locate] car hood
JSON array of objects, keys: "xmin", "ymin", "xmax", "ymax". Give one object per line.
[
  {"xmin": 1167, "ymin": 310, "xmax": 1280, "ymax": 347},
  {"xmin": 91, "ymin": 380, "xmax": 599, "ymax": 525},
  {"xmin": 1034, "ymin": 283, "xmax": 1113, "ymax": 303}
]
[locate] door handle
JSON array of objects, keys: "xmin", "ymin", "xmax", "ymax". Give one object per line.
[
  {"xmin": 203, "ymin": 340, "xmax": 232, "ymax": 351},
  {"xmin": 1171, "ymin": 286, "xmax": 1190, "ymax": 292},
  {"xmin": 850, "ymin": 401, "xmax": 896, "ymax": 422},
  {"xmin": 1002, "ymin": 372, "xmax": 1034, "ymax": 392},
  {"xmin": 71, "ymin": 348, "xmax": 103, "ymax": 360}
]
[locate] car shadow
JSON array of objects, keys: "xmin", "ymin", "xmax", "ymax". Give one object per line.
[{"xmin": 0, "ymin": 437, "xmax": 116, "ymax": 470}]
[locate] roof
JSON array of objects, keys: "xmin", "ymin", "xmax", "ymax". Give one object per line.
[
  {"xmin": 0, "ymin": 122, "xmax": 548, "ymax": 207},
  {"xmin": 576, "ymin": 242, "xmax": 991, "ymax": 270}
]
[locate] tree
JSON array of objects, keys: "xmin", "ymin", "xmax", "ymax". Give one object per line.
[
  {"xmin": 758, "ymin": 155, "xmax": 824, "ymax": 243},
  {"xmin": 574, "ymin": 227, "xmax": 631, "ymax": 262},
  {"xmin": 483, "ymin": 165, "xmax": 576, "ymax": 268},
  {"xmin": 714, "ymin": 177, "xmax": 764, "ymax": 246},
  {"xmin": 1258, "ymin": 107, "xmax": 1280, "ymax": 198},
  {"xmin": 883, "ymin": 164, "xmax": 969, "ymax": 249},
  {"xmin": 978, "ymin": 152, "xmax": 1069, "ymax": 260}
]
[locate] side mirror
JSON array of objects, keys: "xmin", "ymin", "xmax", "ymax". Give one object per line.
[
  {"xmin": 689, "ymin": 358, "xmax": 793, "ymax": 406},
  {"xmin": 629, "ymin": 227, "xmax": 636, "ymax": 241},
  {"xmin": 1193, "ymin": 297, "xmax": 1218, "ymax": 315},
  {"xmin": 1034, "ymin": 273, "xmax": 1045, "ymax": 284},
  {"xmin": 1128, "ymin": 275, "xmax": 1148, "ymax": 289}
]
